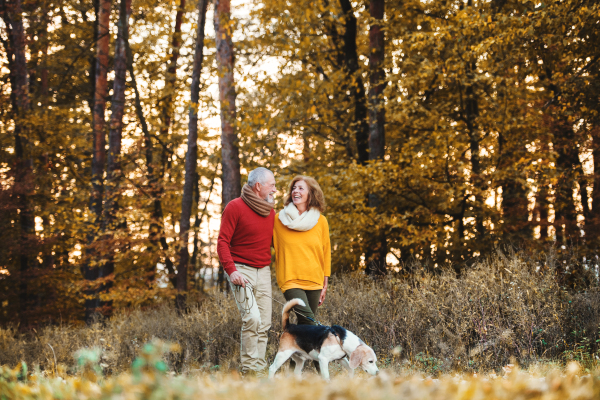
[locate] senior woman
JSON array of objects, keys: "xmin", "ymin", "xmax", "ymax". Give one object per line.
[{"xmin": 273, "ymin": 175, "xmax": 331, "ymax": 326}]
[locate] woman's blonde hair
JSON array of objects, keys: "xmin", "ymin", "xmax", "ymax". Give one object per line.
[{"xmin": 284, "ymin": 175, "xmax": 327, "ymax": 213}]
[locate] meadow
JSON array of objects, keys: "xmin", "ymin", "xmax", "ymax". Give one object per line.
[
  {"xmin": 1, "ymin": 252, "xmax": 600, "ymax": 399},
  {"xmin": 1, "ymin": 356, "xmax": 600, "ymax": 400}
]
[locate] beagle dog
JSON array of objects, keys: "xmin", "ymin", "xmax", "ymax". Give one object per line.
[{"xmin": 268, "ymin": 298, "xmax": 379, "ymax": 380}]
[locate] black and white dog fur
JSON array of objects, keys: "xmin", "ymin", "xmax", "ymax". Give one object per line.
[{"xmin": 268, "ymin": 299, "xmax": 379, "ymax": 380}]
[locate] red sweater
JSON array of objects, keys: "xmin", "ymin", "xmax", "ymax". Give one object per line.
[{"xmin": 217, "ymin": 198, "xmax": 275, "ymax": 275}]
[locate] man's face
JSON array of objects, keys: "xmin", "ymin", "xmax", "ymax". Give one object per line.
[{"xmin": 256, "ymin": 173, "xmax": 276, "ymax": 203}]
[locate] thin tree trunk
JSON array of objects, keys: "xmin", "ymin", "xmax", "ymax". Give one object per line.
[
  {"xmin": 339, "ymin": 0, "xmax": 369, "ymax": 165},
  {"xmin": 2, "ymin": 0, "xmax": 34, "ymax": 327},
  {"xmin": 176, "ymin": 0, "xmax": 209, "ymax": 309},
  {"xmin": 366, "ymin": 0, "xmax": 386, "ymax": 275},
  {"xmin": 577, "ymin": 161, "xmax": 590, "ymax": 234},
  {"xmin": 368, "ymin": 0, "xmax": 385, "ymax": 163},
  {"xmin": 85, "ymin": 0, "xmax": 112, "ymax": 323},
  {"xmin": 40, "ymin": 1, "xmax": 49, "ymax": 109},
  {"xmin": 139, "ymin": 0, "xmax": 186, "ymax": 288},
  {"xmin": 302, "ymin": 132, "xmax": 311, "ymax": 163},
  {"xmin": 191, "ymin": 173, "xmax": 215, "ymax": 284},
  {"xmin": 159, "ymin": 0, "xmax": 186, "ymax": 139},
  {"xmin": 498, "ymin": 127, "xmax": 530, "ymax": 243},
  {"xmin": 215, "ymin": 0, "xmax": 241, "ymax": 208},
  {"xmin": 553, "ymin": 121, "xmax": 579, "ymax": 244},
  {"xmin": 90, "ymin": 0, "xmax": 111, "ymax": 222},
  {"xmin": 537, "ymin": 184, "xmax": 550, "ymax": 240},
  {"xmin": 127, "ymin": 49, "xmax": 178, "ymax": 289},
  {"xmin": 99, "ymin": 0, "xmax": 130, "ymax": 316},
  {"xmin": 589, "ymin": 132, "xmax": 600, "ymax": 248},
  {"xmin": 104, "ymin": 0, "xmax": 130, "ymax": 229},
  {"xmin": 463, "ymin": 62, "xmax": 486, "ymax": 242},
  {"xmin": 540, "ymin": 65, "xmax": 579, "ymax": 245},
  {"xmin": 85, "ymin": 0, "xmax": 100, "ymax": 110}
]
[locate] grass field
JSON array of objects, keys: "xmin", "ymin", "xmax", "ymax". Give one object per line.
[
  {"xmin": 1, "ymin": 349, "xmax": 599, "ymax": 400},
  {"xmin": 1, "ymin": 253, "xmax": 600, "ymax": 398}
]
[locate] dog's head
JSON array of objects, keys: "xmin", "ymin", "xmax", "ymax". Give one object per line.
[{"xmin": 349, "ymin": 344, "xmax": 379, "ymax": 375}]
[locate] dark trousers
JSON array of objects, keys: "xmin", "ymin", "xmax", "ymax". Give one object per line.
[
  {"xmin": 283, "ymin": 288, "xmax": 321, "ymax": 325},
  {"xmin": 283, "ymin": 288, "xmax": 322, "ymax": 373}
]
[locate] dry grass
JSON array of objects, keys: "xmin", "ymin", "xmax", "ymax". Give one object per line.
[
  {"xmin": 1, "ymin": 349, "xmax": 600, "ymax": 400},
  {"xmin": 0, "ymin": 252, "xmax": 599, "ymax": 376}
]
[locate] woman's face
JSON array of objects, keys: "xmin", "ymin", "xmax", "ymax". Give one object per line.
[{"xmin": 291, "ymin": 180, "xmax": 309, "ymax": 209}]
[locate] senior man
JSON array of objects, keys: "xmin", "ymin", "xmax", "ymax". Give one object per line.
[{"xmin": 217, "ymin": 167, "xmax": 276, "ymax": 376}]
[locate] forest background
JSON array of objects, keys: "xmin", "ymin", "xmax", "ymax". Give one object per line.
[{"xmin": 0, "ymin": 0, "xmax": 599, "ymax": 329}]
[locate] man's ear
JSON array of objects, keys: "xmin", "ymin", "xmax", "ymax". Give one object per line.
[{"xmin": 349, "ymin": 346, "xmax": 364, "ymax": 369}]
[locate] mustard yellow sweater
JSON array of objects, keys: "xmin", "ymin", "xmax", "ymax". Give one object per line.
[{"xmin": 273, "ymin": 213, "xmax": 331, "ymax": 292}]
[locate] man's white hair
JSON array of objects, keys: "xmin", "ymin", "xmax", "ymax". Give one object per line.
[{"xmin": 247, "ymin": 167, "xmax": 273, "ymax": 188}]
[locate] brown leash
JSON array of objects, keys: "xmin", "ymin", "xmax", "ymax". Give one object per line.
[{"xmin": 233, "ymin": 281, "xmax": 323, "ymax": 325}]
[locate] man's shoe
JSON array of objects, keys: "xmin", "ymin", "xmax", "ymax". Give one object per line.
[
  {"xmin": 240, "ymin": 369, "xmax": 257, "ymax": 379},
  {"xmin": 255, "ymin": 369, "xmax": 268, "ymax": 379}
]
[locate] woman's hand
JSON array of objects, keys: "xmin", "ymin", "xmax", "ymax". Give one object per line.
[{"xmin": 319, "ymin": 277, "xmax": 328, "ymax": 306}]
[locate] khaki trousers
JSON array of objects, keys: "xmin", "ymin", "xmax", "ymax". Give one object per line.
[{"xmin": 227, "ymin": 264, "xmax": 272, "ymax": 372}]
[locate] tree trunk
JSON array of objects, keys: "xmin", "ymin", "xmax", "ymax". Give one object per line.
[
  {"xmin": 2, "ymin": 0, "xmax": 34, "ymax": 327},
  {"xmin": 191, "ymin": 173, "xmax": 215, "ymax": 287},
  {"xmin": 139, "ymin": 0, "xmax": 186, "ymax": 288},
  {"xmin": 498, "ymin": 133, "xmax": 530, "ymax": 243},
  {"xmin": 215, "ymin": 0, "xmax": 241, "ymax": 208},
  {"xmin": 553, "ymin": 120, "xmax": 579, "ymax": 244},
  {"xmin": 104, "ymin": 0, "xmax": 130, "ymax": 229},
  {"xmin": 589, "ymin": 132, "xmax": 600, "ymax": 248},
  {"xmin": 464, "ymin": 63, "xmax": 486, "ymax": 242},
  {"xmin": 87, "ymin": 0, "xmax": 100, "ymax": 110},
  {"xmin": 176, "ymin": 0, "xmax": 209, "ymax": 310},
  {"xmin": 339, "ymin": 0, "xmax": 369, "ymax": 165},
  {"xmin": 98, "ymin": 0, "xmax": 130, "ymax": 316},
  {"xmin": 536, "ymin": 184, "xmax": 550, "ymax": 240},
  {"xmin": 159, "ymin": 0, "xmax": 186, "ymax": 139},
  {"xmin": 85, "ymin": 0, "xmax": 112, "ymax": 324},
  {"xmin": 40, "ymin": 1, "xmax": 49, "ymax": 108},
  {"xmin": 127, "ymin": 49, "xmax": 178, "ymax": 289},
  {"xmin": 90, "ymin": 0, "xmax": 111, "ymax": 223},
  {"xmin": 366, "ymin": 0, "xmax": 386, "ymax": 275}
]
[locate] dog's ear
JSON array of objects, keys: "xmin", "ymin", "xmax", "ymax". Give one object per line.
[{"xmin": 349, "ymin": 346, "xmax": 364, "ymax": 369}]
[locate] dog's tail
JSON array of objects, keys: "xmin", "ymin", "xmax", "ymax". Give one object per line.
[{"xmin": 281, "ymin": 298, "xmax": 306, "ymax": 330}]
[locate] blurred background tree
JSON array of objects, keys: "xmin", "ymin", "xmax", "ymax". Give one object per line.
[{"xmin": 0, "ymin": 0, "xmax": 598, "ymax": 327}]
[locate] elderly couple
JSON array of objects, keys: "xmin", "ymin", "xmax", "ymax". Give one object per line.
[{"xmin": 217, "ymin": 167, "xmax": 331, "ymax": 376}]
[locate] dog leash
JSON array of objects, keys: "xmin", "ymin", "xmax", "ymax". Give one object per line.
[{"xmin": 232, "ymin": 281, "xmax": 323, "ymax": 326}]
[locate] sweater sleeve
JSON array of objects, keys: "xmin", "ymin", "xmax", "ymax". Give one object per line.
[
  {"xmin": 217, "ymin": 202, "xmax": 238, "ymax": 276},
  {"xmin": 322, "ymin": 217, "xmax": 331, "ymax": 277}
]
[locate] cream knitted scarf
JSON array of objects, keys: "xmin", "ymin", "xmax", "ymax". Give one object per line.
[
  {"xmin": 278, "ymin": 202, "xmax": 321, "ymax": 231},
  {"xmin": 241, "ymin": 184, "xmax": 274, "ymax": 217}
]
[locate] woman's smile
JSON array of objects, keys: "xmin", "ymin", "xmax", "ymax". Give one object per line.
[{"xmin": 292, "ymin": 180, "xmax": 309, "ymax": 208}]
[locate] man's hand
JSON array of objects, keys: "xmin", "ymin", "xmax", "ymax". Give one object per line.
[{"xmin": 229, "ymin": 271, "xmax": 248, "ymax": 288}]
